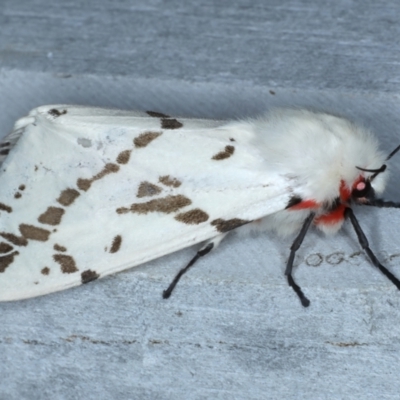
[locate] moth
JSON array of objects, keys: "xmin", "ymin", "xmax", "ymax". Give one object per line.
[{"xmin": 0, "ymin": 105, "xmax": 399, "ymax": 307}]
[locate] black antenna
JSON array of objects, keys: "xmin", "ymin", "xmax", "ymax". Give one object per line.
[
  {"xmin": 356, "ymin": 165, "xmax": 386, "ymax": 174},
  {"xmin": 355, "ymin": 144, "xmax": 400, "ymax": 181},
  {"xmin": 386, "ymin": 144, "xmax": 400, "ymax": 161}
]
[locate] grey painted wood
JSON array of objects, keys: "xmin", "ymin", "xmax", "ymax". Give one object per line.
[
  {"xmin": 1, "ymin": 1, "xmax": 400, "ymax": 399},
  {"xmin": 1, "ymin": 0, "xmax": 400, "ymax": 92}
]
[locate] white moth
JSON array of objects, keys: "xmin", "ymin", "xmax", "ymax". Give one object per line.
[{"xmin": 0, "ymin": 105, "xmax": 399, "ymax": 307}]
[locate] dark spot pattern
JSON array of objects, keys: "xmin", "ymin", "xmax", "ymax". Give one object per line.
[
  {"xmin": 19, "ymin": 185, "xmax": 26, "ymax": 191},
  {"xmin": 0, "ymin": 142, "xmax": 10, "ymax": 148},
  {"xmin": 14, "ymin": 193, "xmax": 22, "ymax": 199},
  {"xmin": 146, "ymin": 111, "xmax": 170, "ymax": 118},
  {"xmin": 175, "ymin": 209, "xmax": 209, "ymax": 224},
  {"xmin": 0, "ymin": 203, "xmax": 12, "ymax": 213},
  {"xmin": 53, "ymin": 254, "xmax": 78, "ymax": 273},
  {"xmin": 48, "ymin": 109, "xmax": 67, "ymax": 117},
  {"xmin": 0, "ymin": 149, "xmax": 9, "ymax": 156},
  {"xmin": 57, "ymin": 188, "xmax": 80, "ymax": 206},
  {"xmin": 117, "ymin": 195, "xmax": 191, "ymax": 215},
  {"xmin": 134, "ymin": 131, "xmax": 162, "ymax": 148},
  {"xmin": 77, "ymin": 163, "xmax": 120, "ymax": 191},
  {"xmin": 41, "ymin": 267, "xmax": 50, "ymax": 275},
  {"xmin": 161, "ymin": 118, "xmax": 183, "ymax": 130},
  {"xmin": 81, "ymin": 269, "xmax": 100, "ymax": 284},
  {"xmin": 0, "ymin": 242, "xmax": 13, "ymax": 254},
  {"xmin": 0, "ymin": 232, "xmax": 28, "ymax": 246},
  {"xmin": 38, "ymin": 207, "xmax": 65, "ymax": 225},
  {"xmin": 54, "ymin": 244, "xmax": 67, "ymax": 252},
  {"xmin": 116, "ymin": 149, "xmax": 132, "ymax": 164},
  {"xmin": 0, "ymin": 251, "xmax": 19, "ymax": 273},
  {"xmin": 19, "ymin": 224, "xmax": 51, "ymax": 242},
  {"xmin": 110, "ymin": 235, "xmax": 122, "ymax": 253},
  {"xmin": 212, "ymin": 145, "xmax": 235, "ymax": 160},
  {"xmin": 159, "ymin": 175, "xmax": 181, "ymax": 188},
  {"xmin": 145, "ymin": 111, "xmax": 183, "ymax": 129},
  {"xmin": 137, "ymin": 181, "xmax": 163, "ymax": 198},
  {"xmin": 211, "ymin": 218, "xmax": 249, "ymax": 233}
]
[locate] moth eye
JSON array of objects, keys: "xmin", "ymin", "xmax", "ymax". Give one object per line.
[{"xmin": 352, "ymin": 179, "xmax": 372, "ymax": 198}]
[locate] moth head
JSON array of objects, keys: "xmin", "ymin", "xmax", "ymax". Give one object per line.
[{"xmin": 352, "ymin": 144, "xmax": 400, "ymax": 204}]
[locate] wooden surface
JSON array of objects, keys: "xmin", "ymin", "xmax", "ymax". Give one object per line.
[{"xmin": 1, "ymin": 1, "xmax": 400, "ymax": 399}]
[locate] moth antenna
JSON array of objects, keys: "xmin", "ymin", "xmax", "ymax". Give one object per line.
[
  {"xmin": 285, "ymin": 212, "xmax": 315, "ymax": 307},
  {"xmin": 345, "ymin": 208, "xmax": 400, "ymax": 290},
  {"xmin": 356, "ymin": 165, "xmax": 386, "ymax": 174},
  {"xmin": 361, "ymin": 198, "xmax": 400, "ymax": 208},
  {"xmin": 386, "ymin": 144, "xmax": 400, "ymax": 161},
  {"xmin": 163, "ymin": 242, "xmax": 214, "ymax": 299},
  {"xmin": 355, "ymin": 144, "xmax": 400, "ymax": 181}
]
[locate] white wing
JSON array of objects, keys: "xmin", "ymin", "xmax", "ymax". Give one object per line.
[{"xmin": 0, "ymin": 105, "xmax": 295, "ymax": 300}]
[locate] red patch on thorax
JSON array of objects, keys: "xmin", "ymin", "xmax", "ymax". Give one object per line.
[
  {"xmin": 315, "ymin": 203, "xmax": 346, "ymax": 226},
  {"xmin": 288, "ymin": 177, "xmax": 364, "ymax": 227},
  {"xmin": 289, "ymin": 199, "xmax": 319, "ymax": 210},
  {"xmin": 339, "ymin": 179, "xmax": 351, "ymax": 202}
]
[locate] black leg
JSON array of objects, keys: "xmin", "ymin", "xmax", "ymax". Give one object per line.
[
  {"xmin": 345, "ymin": 207, "xmax": 400, "ymax": 290},
  {"xmin": 285, "ymin": 212, "xmax": 315, "ymax": 307},
  {"xmin": 163, "ymin": 242, "xmax": 214, "ymax": 299}
]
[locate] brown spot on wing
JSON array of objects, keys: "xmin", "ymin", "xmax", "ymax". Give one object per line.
[
  {"xmin": 48, "ymin": 109, "xmax": 67, "ymax": 117},
  {"xmin": 0, "ymin": 232, "xmax": 28, "ymax": 246},
  {"xmin": 161, "ymin": 118, "xmax": 183, "ymax": 130},
  {"xmin": 212, "ymin": 145, "xmax": 235, "ymax": 160},
  {"xmin": 54, "ymin": 244, "xmax": 67, "ymax": 252},
  {"xmin": 175, "ymin": 209, "xmax": 209, "ymax": 225},
  {"xmin": 110, "ymin": 235, "xmax": 122, "ymax": 253},
  {"xmin": 53, "ymin": 254, "xmax": 78, "ymax": 273},
  {"xmin": 116, "ymin": 149, "xmax": 132, "ymax": 164},
  {"xmin": 137, "ymin": 181, "xmax": 163, "ymax": 198},
  {"xmin": 134, "ymin": 131, "xmax": 162, "ymax": 148},
  {"xmin": 81, "ymin": 269, "xmax": 100, "ymax": 284},
  {"xmin": 0, "ymin": 251, "xmax": 19, "ymax": 273},
  {"xmin": 0, "ymin": 242, "xmax": 13, "ymax": 253},
  {"xmin": 211, "ymin": 218, "xmax": 249, "ymax": 233},
  {"xmin": 0, "ymin": 203, "xmax": 12, "ymax": 213},
  {"xmin": 77, "ymin": 163, "xmax": 120, "ymax": 191},
  {"xmin": 117, "ymin": 195, "xmax": 191, "ymax": 215},
  {"xmin": 19, "ymin": 224, "xmax": 51, "ymax": 241},
  {"xmin": 146, "ymin": 111, "xmax": 170, "ymax": 118},
  {"xmin": 14, "ymin": 193, "xmax": 22, "ymax": 199},
  {"xmin": 38, "ymin": 207, "xmax": 65, "ymax": 225},
  {"xmin": 41, "ymin": 267, "xmax": 50, "ymax": 275},
  {"xmin": 57, "ymin": 188, "xmax": 80, "ymax": 206},
  {"xmin": 159, "ymin": 175, "xmax": 181, "ymax": 188},
  {"xmin": 19, "ymin": 185, "xmax": 26, "ymax": 191}
]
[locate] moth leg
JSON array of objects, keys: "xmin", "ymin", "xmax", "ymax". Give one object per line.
[
  {"xmin": 345, "ymin": 207, "xmax": 400, "ymax": 290},
  {"xmin": 163, "ymin": 233, "xmax": 228, "ymax": 299},
  {"xmin": 285, "ymin": 212, "xmax": 315, "ymax": 307}
]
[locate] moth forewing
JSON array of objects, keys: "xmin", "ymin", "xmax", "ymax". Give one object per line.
[{"xmin": 0, "ymin": 105, "xmax": 294, "ymax": 301}]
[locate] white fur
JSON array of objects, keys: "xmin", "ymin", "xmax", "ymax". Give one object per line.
[{"xmin": 0, "ymin": 105, "xmax": 388, "ymax": 300}]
